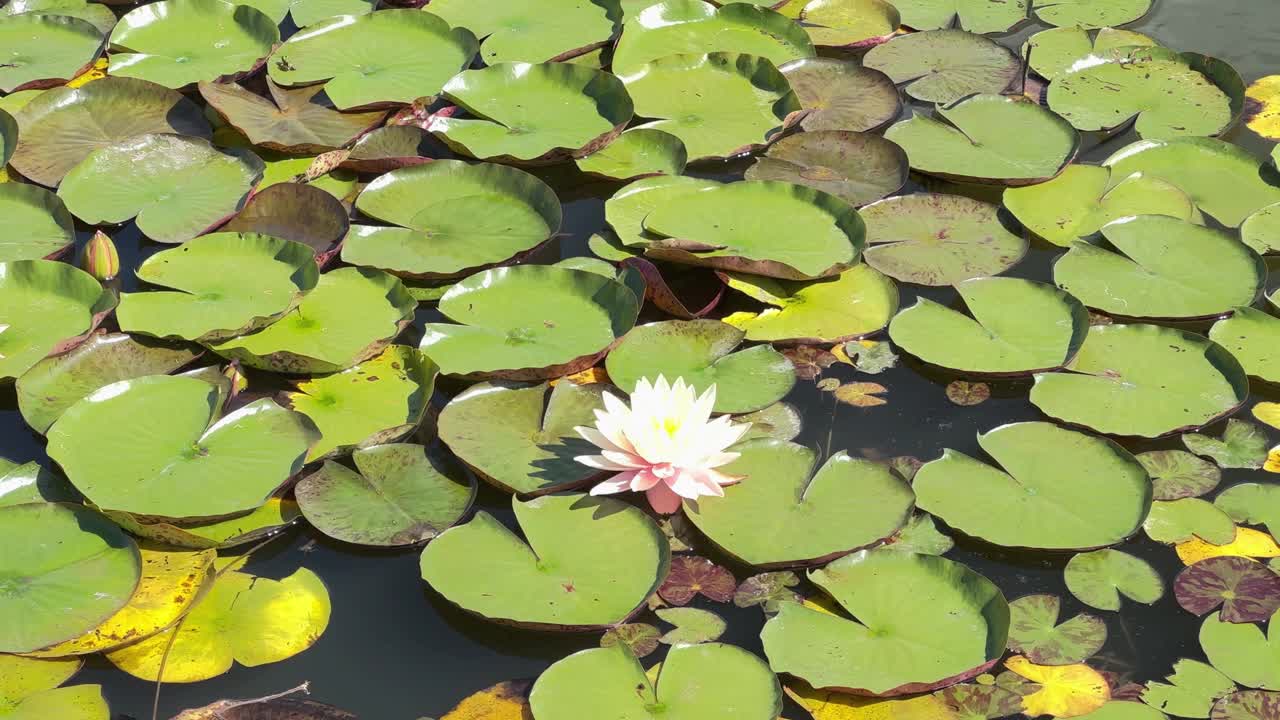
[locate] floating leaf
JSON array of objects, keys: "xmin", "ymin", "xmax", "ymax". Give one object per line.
[
  {"xmin": 1009, "ymin": 594, "xmax": 1107, "ymax": 666},
  {"xmin": 890, "ymin": 0, "xmax": 1028, "ymax": 33},
  {"xmin": 601, "ymin": 624, "xmax": 661, "ymax": 659},
  {"xmin": 173, "ymin": 693, "xmax": 357, "ymax": 720},
  {"xmin": 1177, "ymin": 529, "xmax": 1280, "ymax": 566},
  {"xmin": 656, "ymin": 607, "xmax": 727, "ymax": 645},
  {"xmin": 0, "ymin": 15, "xmax": 102, "ymax": 93},
  {"xmin": 721, "ymin": 265, "xmax": 898, "ymax": 344},
  {"xmin": 221, "ymin": 183, "xmax": 350, "ymax": 266},
  {"xmin": 1005, "ymin": 656, "xmax": 1111, "ymax": 718},
  {"xmin": 0, "ymin": 259, "xmax": 115, "ymax": 381},
  {"xmin": 1215, "ymin": 484, "xmax": 1280, "ymax": 540},
  {"xmin": 1137, "ymin": 451, "xmax": 1220, "ymax": 501},
  {"xmin": 1175, "ymin": 557, "xmax": 1280, "ymax": 623},
  {"xmin": 104, "ymin": 496, "xmax": 302, "ymax": 550},
  {"xmin": 1023, "ymin": 26, "xmax": 1160, "ymax": 81},
  {"xmin": 778, "ymin": 58, "xmax": 902, "ymax": 133},
  {"xmin": 1211, "ymin": 691, "xmax": 1280, "ymax": 720},
  {"xmin": 1143, "ymin": 660, "xmax": 1237, "ymax": 718},
  {"xmin": 576, "ymin": 128, "xmax": 687, "ymax": 180},
  {"xmin": 833, "ymin": 381, "xmax": 890, "ymax": 408},
  {"xmin": 1210, "ymin": 308, "xmax": 1280, "ymax": 384},
  {"xmin": 1065, "ymin": 549, "xmax": 1163, "ymax": 612},
  {"xmin": 885, "ymin": 513, "xmax": 955, "ymax": 556},
  {"xmin": 946, "ymin": 380, "xmax": 991, "ymax": 406},
  {"xmin": 0, "ymin": 183, "xmax": 75, "ymax": 262},
  {"xmin": 0, "ymin": 655, "xmax": 108, "ymax": 720},
  {"xmin": 199, "ymin": 79, "xmax": 388, "ymax": 153},
  {"xmin": 0, "ymin": 458, "xmax": 73, "ymax": 508},
  {"xmin": 734, "ymin": 571, "xmax": 803, "ymax": 612},
  {"xmin": 745, "ymin": 131, "xmax": 908, "ymax": 207},
  {"xmin": 1030, "ymin": 0, "xmax": 1151, "ymax": 28},
  {"xmin": 864, "ymin": 30, "xmax": 1021, "ymax": 105},
  {"xmin": 107, "ymin": 0, "xmax": 277, "ymax": 88},
  {"xmin": 1199, "ymin": 610, "xmax": 1280, "ymax": 690},
  {"xmin": 936, "ymin": 682, "xmax": 1025, "ymax": 720},
  {"xmin": 1242, "ymin": 203, "xmax": 1280, "ymax": 255},
  {"xmin": 657, "ymin": 555, "xmax": 736, "ymax": 605},
  {"xmin": 426, "ymin": 0, "xmax": 619, "ymax": 64},
  {"xmin": 845, "ymin": 340, "xmax": 899, "ymax": 374},
  {"xmin": 1183, "ymin": 420, "xmax": 1270, "ymax": 470},
  {"xmin": 1245, "ymin": 76, "xmax": 1280, "ymax": 140},
  {"xmin": 1145, "ymin": 499, "xmax": 1237, "ymax": 546}
]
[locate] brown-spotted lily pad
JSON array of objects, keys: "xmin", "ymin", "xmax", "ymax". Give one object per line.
[
  {"xmin": 745, "ymin": 130, "xmax": 909, "ymax": 206},
  {"xmin": 658, "ymin": 555, "xmax": 737, "ymax": 606},
  {"xmin": 1008, "ymin": 594, "xmax": 1108, "ymax": 665},
  {"xmin": 221, "ymin": 183, "xmax": 350, "ymax": 267},
  {"xmin": 601, "ymin": 623, "xmax": 661, "ymax": 659},
  {"xmin": 1137, "ymin": 450, "xmax": 1222, "ymax": 501},
  {"xmin": 734, "ymin": 571, "xmax": 803, "ymax": 612},
  {"xmin": 1174, "ymin": 556, "xmax": 1280, "ymax": 623},
  {"xmin": 1212, "ymin": 690, "xmax": 1280, "ymax": 720},
  {"xmin": 778, "ymin": 58, "xmax": 902, "ymax": 133}
]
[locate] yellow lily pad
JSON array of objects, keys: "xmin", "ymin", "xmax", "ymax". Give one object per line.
[
  {"xmin": 1176, "ymin": 527, "xmax": 1280, "ymax": 565},
  {"xmin": 1005, "ymin": 656, "xmax": 1110, "ymax": 718}
]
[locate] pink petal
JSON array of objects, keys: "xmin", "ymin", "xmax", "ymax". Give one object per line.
[
  {"xmin": 591, "ymin": 471, "xmax": 639, "ymax": 496},
  {"xmin": 668, "ymin": 470, "xmax": 708, "ymax": 500},
  {"xmin": 576, "ymin": 455, "xmax": 641, "ymax": 472},
  {"xmin": 646, "ymin": 483, "xmax": 683, "ymax": 515},
  {"xmin": 631, "ymin": 469, "xmax": 662, "ymax": 491},
  {"xmin": 601, "ymin": 449, "xmax": 649, "ymax": 469},
  {"xmin": 702, "ymin": 468, "xmax": 743, "ymax": 488}
]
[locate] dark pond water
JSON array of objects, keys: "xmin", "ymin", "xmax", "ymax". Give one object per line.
[{"xmin": 5, "ymin": 1, "xmax": 1280, "ymax": 717}]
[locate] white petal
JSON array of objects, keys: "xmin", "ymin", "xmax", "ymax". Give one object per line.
[
  {"xmin": 575, "ymin": 455, "xmax": 642, "ymax": 472},
  {"xmin": 590, "ymin": 471, "xmax": 638, "ymax": 495}
]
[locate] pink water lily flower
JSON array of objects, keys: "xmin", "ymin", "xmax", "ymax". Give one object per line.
[{"xmin": 574, "ymin": 376, "xmax": 751, "ymax": 515}]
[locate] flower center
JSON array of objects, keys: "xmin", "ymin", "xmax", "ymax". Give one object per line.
[{"xmin": 659, "ymin": 416, "xmax": 681, "ymax": 435}]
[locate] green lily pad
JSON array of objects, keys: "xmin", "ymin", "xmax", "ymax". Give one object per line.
[
  {"xmin": 1199, "ymin": 610, "xmax": 1280, "ymax": 690},
  {"xmin": 420, "ymin": 265, "xmax": 640, "ymax": 380},
  {"xmin": 238, "ymin": 0, "xmax": 374, "ymax": 25},
  {"xmin": 721, "ymin": 264, "xmax": 898, "ymax": 344},
  {"xmin": 605, "ymin": 320, "xmax": 794, "ymax": 414},
  {"xmin": 1065, "ymin": 549, "xmax": 1163, "ymax": 611},
  {"xmin": 16, "ymin": 332, "xmax": 200, "ymax": 434},
  {"xmin": 429, "ymin": 62, "xmax": 632, "ymax": 164},
  {"xmin": 684, "ymin": 439, "xmax": 914, "ymax": 568},
  {"xmin": 286, "ymin": 345, "xmax": 438, "ymax": 461},
  {"xmin": 745, "ymin": 131, "xmax": 908, "ymax": 206},
  {"xmin": 344, "ymin": 160, "xmax": 561, "ymax": 280},
  {"xmin": 210, "ymin": 266, "xmax": 416, "ymax": 374},
  {"xmin": 656, "ymin": 607, "xmax": 727, "ymax": 645},
  {"xmin": 1242, "ymin": 203, "xmax": 1280, "ymax": 255},
  {"xmin": 1137, "ymin": 450, "xmax": 1221, "ymax": 501},
  {"xmin": 198, "ymin": 79, "xmax": 388, "ymax": 154},
  {"xmin": 0, "ymin": 655, "xmax": 108, "ymax": 720},
  {"xmin": 890, "ymin": 0, "xmax": 1028, "ymax": 33},
  {"xmin": 252, "ymin": 150, "xmax": 357, "ymax": 202},
  {"xmin": 864, "ymin": 30, "xmax": 1021, "ymax": 105},
  {"xmin": 1145, "ymin": 499, "xmax": 1237, "ymax": 545},
  {"xmin": 606, "ymin": 175, "xmax": 722, "ymax": 248},
  {"xmin": 1023, "ymin": 26, "xmax": 1159, "ymax": 81},
  {"xmin": 619, "ymin": 52, "xmax": 802, "ymax": 161},
  {"xmin": 0, "ymin": 458, "xmax": 74, "ymax": 507},
  {"xmin": 890, "ymin": 278, "xmax": 1088, "ymax": 375},
  {"xmin": 859, "ymin": 193, "xmax": 1027, "ymax": 286},
  {"xmin": 1211, "ymin": 691, "xmax": 1280, "ymax": 720},
  {"xmin": 640, "ymin": 180, "xmax": 862, "ymax": 280},
  {"xmin": 221, "ymin": 183, "xmax": 350, "ymax": 265},
  {"xmin": 103, "ymin": 495, "xmax": 302, "ymax": 550},
  {"xmin": 1048, "ymin": 47, "xmax": 1232, "ymax": 139},
  {"xmin": 57, "ymin": 133, "xmax": 263, "ymax": 244},
  {"xmin": 1053, "ymin": 216, "xmax": 1263, "ymax": 320},
  {"xmin": 1183, "ymin": 420, "xmax": 1270, "ymax": 470},
  {"xmin": 1008, "ymin": 594, "xmax": 1107, "ymax": 665},
  {"xmin": 1003, "ymin": 165, "xmax": 1198, "ymax": 247},
  {"xmin": 576, "ymin": 128, "xmax": 687, "ymax": 180},
  {"xmin": 1030, "ymin": 324, "xmax": 1249, "ymax": 438},
  {"xmin": 1215, "ymin": 484, "xmax": 1280, "ymax": 540},
  {"xmin": 775, "ymin": 0, "xmax": 899, "ymax": 48},
  {"xmin": 0, "ymin": 183, "xmax": 74, "ymax": 262},
  {"xmin": 529, "ymin": 642, "xmax": 781, "ymax": 720},
  {"xmin": 1175, "ymin": 557, "xmax": 1280, "ymax": 623},
  {"xmin": 8, "ymin": 77, "xmax": 211, "ymax": 188},
  {"xmin": 612, "ymin": 0, "xmax": 812, "ymax": 75},
  {"xmin": 1103, "ymin": 137, "xmax": 1280, "ymax": 226},
  {"xmin": 1142, "ymin": 660, "xmax": 1238, "ymax": 718},
  {"xmin": 0, "ymin": 503, "xmax": 141, "ymax": 653},
  {"xmin": 2, "ymin": 0, "xmax": 115, "ymax": 34},
  {"xmin": 1210, "ymin": 308, "xmax": 1280, "ymax": 383},
  {"xmin": 887, "ymin": 94, "xmax": 1079, "ymax": 184},
  {"xmin": 761, "ymin": 549, "xmax": 1009, "ymax": 695},
  {"xmin": 267, "ymin": 10, "xmax": 479, "ymax": 110},
  {"xmin": 0, "ymin": 14, "xmax": 102, "ymax": 93},
  {"xmin": 915, "ymin": 422, "xmax": 1150, "ymax": 550},
  {"xmin": 0, "ymin": 259, "xmax": 115, "ymax": 381},
  {"xmin": 732, "ymin": 402, "xmax": 803, "ymax": 444},
  {"xmin": 0, "ymin": 108, "xmax": 14, "ymax": 167},
  {"xmin": 884, "ymin": 512, "xmax": 954, "ymax": 555},
  {"xmin": 118, "ymin": 233, "xmax": 318, "ymax": 343},
  {"xmin": 47, "ymin": 375, "xmax": 319, "ymax": 519},
  {"xmin": 296, "ymin": 443, "xmax": 475, "ymax": 547},
  {"xmin": 419, "ymin": 493, "xmax": 670, "ymax": 630},
  {"xmin": 338, "ymin": 126, "xmax": 446, "ymax": 173},
  {"xmin": 437, "ymin": 380, "xmax": 613, "ymax": 495},
  {"xmin": 778, "ymin": 58, "xmax": 902, "ymax": 133},
  {"xmin": 424, "ymin": 0, "xmax": 621, "ymax": 64},
  {"xmin": 1031, "ymin": 0, "xmax": 1151, "ymax": 28}
]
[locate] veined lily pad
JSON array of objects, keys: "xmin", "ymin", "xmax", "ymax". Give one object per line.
[
  {"xmin": 745, "ymin": 131, "xmax": 908, "ymax": 206},
  {"xmin": 1175, "ymin": 557, "xmax": 1280, "ymax": 623},
  {"xmin": 199, "ymin": 80, "xmax": 388, "ymax": 154},
  {"xmin": 419, "ymin": 265, "xmax": 640, "ymax": 379},
  {"xmin": 1031, "ymin": 0, "xmax": 1151, "ymax": 28},
  {"xmin": 1048, "ymin": 47, "xmax": 1233, "ymax": 139},
  {"xmin": 337, "ymin": 126, "xmax": 447, "ymax": 172},
  {"xmin": 887, "ymin": 94, "xmax": 1079, "ymax": 184},
  {"xmin": 296, "ymin": 443, "xmax": 475, "ymax": 546},
  {"xmin": 2, "ymin": 0, "xmax": 115, "ymax": 34},
  {"xmin": 620, "ymin": 52, "xmax": 802, "ymax": 161},
  {"xmin": 720, "ymin": 264, "xmax": 899, "ymax": 344},
  {"xmin": 1183, "ymin": 420, "xmax": 1269, "ymax": 470},
  {"xmin": 8, "ymin": 77, "xmax": 211, "ymax": 187},
  {"xmin": 0, "ymin": 15, "xmax": 103, "ymax": 93},
  {"xmin": 640, "ymin": 180, "xmax": 862, "ymax": 280},
  {"xmin": 344, "ymin": 160, "xmax": 561, "ymax": 279},
  {"xmin": 268, "ymin": 10, "xmax": 479, "ymax": 110},
  {"xmin": 221, "ymin": 183, "xmax": 350, "ymax": 265},
  {"xmin": 890, "ymin": 0, "xmax": 1028, "ymax": 33},
  {"xmin": 1065, "ymin": 549, "xmax": 1163, "ymax": 611},
  {"xmin": 286, "ymin": 345, "xmax": 438, "ymax": 461},
  {"xmin": 605, "ymin": 320, "xmax": 794, "ymax": 414},
  {"xmin": 57, "ymin": 133, "xmax": 263, "ymax": 244},
  {"xmin": 210, "ymin": 267, "xmax": 416, "ymax": 374},
  {"xmin": 419, "ymin": 493, "xmax": 670, "ymax": 630},
  {"xmin": 1053, "ymin": 216, "xmax": 1264, "ymax": 320},
  {"xmin": 1215, "ymin": 484, "xmax": 1280, "ymax": 540},
  {"xmin": 612, "ymin": 0, "xmax": 813, "ymax": 75},
  {"xmin": 915, "ymin": 422, "xmax": 1150, "ymax": 549},
  {"xmin": 1144, "ymin": 499, "xmax": 1237, "ymax": 545},
  {"xmin": 530, "ymin": 642, "xmax": 782, "ymax": 720},
  {"xmin": 864, "ymin": 30, "xmax": 1021, "ymax": 105},
  {"xmin": 424, "ymin": 0, "xmax": 621, "ymax": 64},
  {"xmin": 761, "ymin": 550, "xmax": 1009, "ymax": 695},
  {"xmin": 890, "ymin": 278, "xmax": 1088, "ymax": 375},
  {"xmin": 1008, "ymin": 594, "xmax": 1107, "ymax": 666},
  {"xmin": 428, "ymin": 62, "xmax": 632, "ymax": 164},
  {"xmin": 1210, "ymin": 308, "xmax": 1280, "ymax": 383},
  {"xmin": 0, "ymin": 259, "xmax": 115, "ymax": 381},
  {"xmin": 1138, "ymin": 450, "xmax": 1221, "ymax": 501},
  {"xmin": 1103, "ymin": 138, "xmax": 1280, "ymax": 226},
  {"xmin": 118, "ymin": 233, "xmax": 318, "ymax": 343},
  {"xmin": 684, "ymin": 440, "xmax": 914, "ymax": 568},
  {"xmin": 576, "ymin": 128, "xmax": 687, "ymax": 180},
  {"xmin": 0, "ymin": 503, "xmax": 141, "ymax": 653},
  {"xmin": 1030, "ymin": 324, "xmax": 1249, "ymax": 438},
  {"xmin": 0, "ymin": 656, "xmax": 108, "ymax": 720},
  {"xmin": 778, "ymin": 58, "xmax": 901, "ymax": 133},
  {"xmin": 104, "ymin": 495, "xmax": 302, "ymax": 549},
  {"xmin": 0, "ymin": 183, "xmax": 74, "ymax": 262},
  {"xmin": 1211, "ymin": 691, "xmax": 1280, "ymax": 720},
  {"xmin": 1023, "ymin": 26, "xmax": 1159, "ymax": 81},
  {"xmin": 606, "ymin": 175, "xmax": 722, "ymax": 248},
  {"xmin": 1142, "ymin": 659, "xmax": 1237, "ymax": 718},
  {"xmin": 859, "ymin": 194, "xmax": 1027, "ymax": 286},
  {"xmin": 1199, "ymin": 610, "xmax": 1280, "ymax": 690},
  {"xmin": 775, "ymin": 0, "xmax": 899, "ymax": 48},
  {"xmin": 238, "ymin": 0, "xmax": 374, "ymax": 25},
  {"xmin": 1242, "ymin": 203, "xmax": 1280, "ymax": 255},
  {"xmin": 107, "ymin": 0, "xmax": 278, "ymax": 89},
  {"xmin": 437, "ymin": 380, "xmax": 613, "ymax": 496},
  {"xmin": 1003, "ymin": 166, "xmax": 1198, "ymax": 247},
  {"xmin": 48, "ymin": 375, "xmax": 318, "ymax": 520},
  {"xmin": 16, "ymin": 332, "xmax": 200, "ymax": 434}
]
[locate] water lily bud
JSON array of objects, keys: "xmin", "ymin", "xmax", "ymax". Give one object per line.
[
  {"xmin": 79, "ymin": 230, "xmax": 119, "ymax": 281},
  {"xmin": 223, "ymin": 362, "xmax": 249, "ymax": 397}
]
